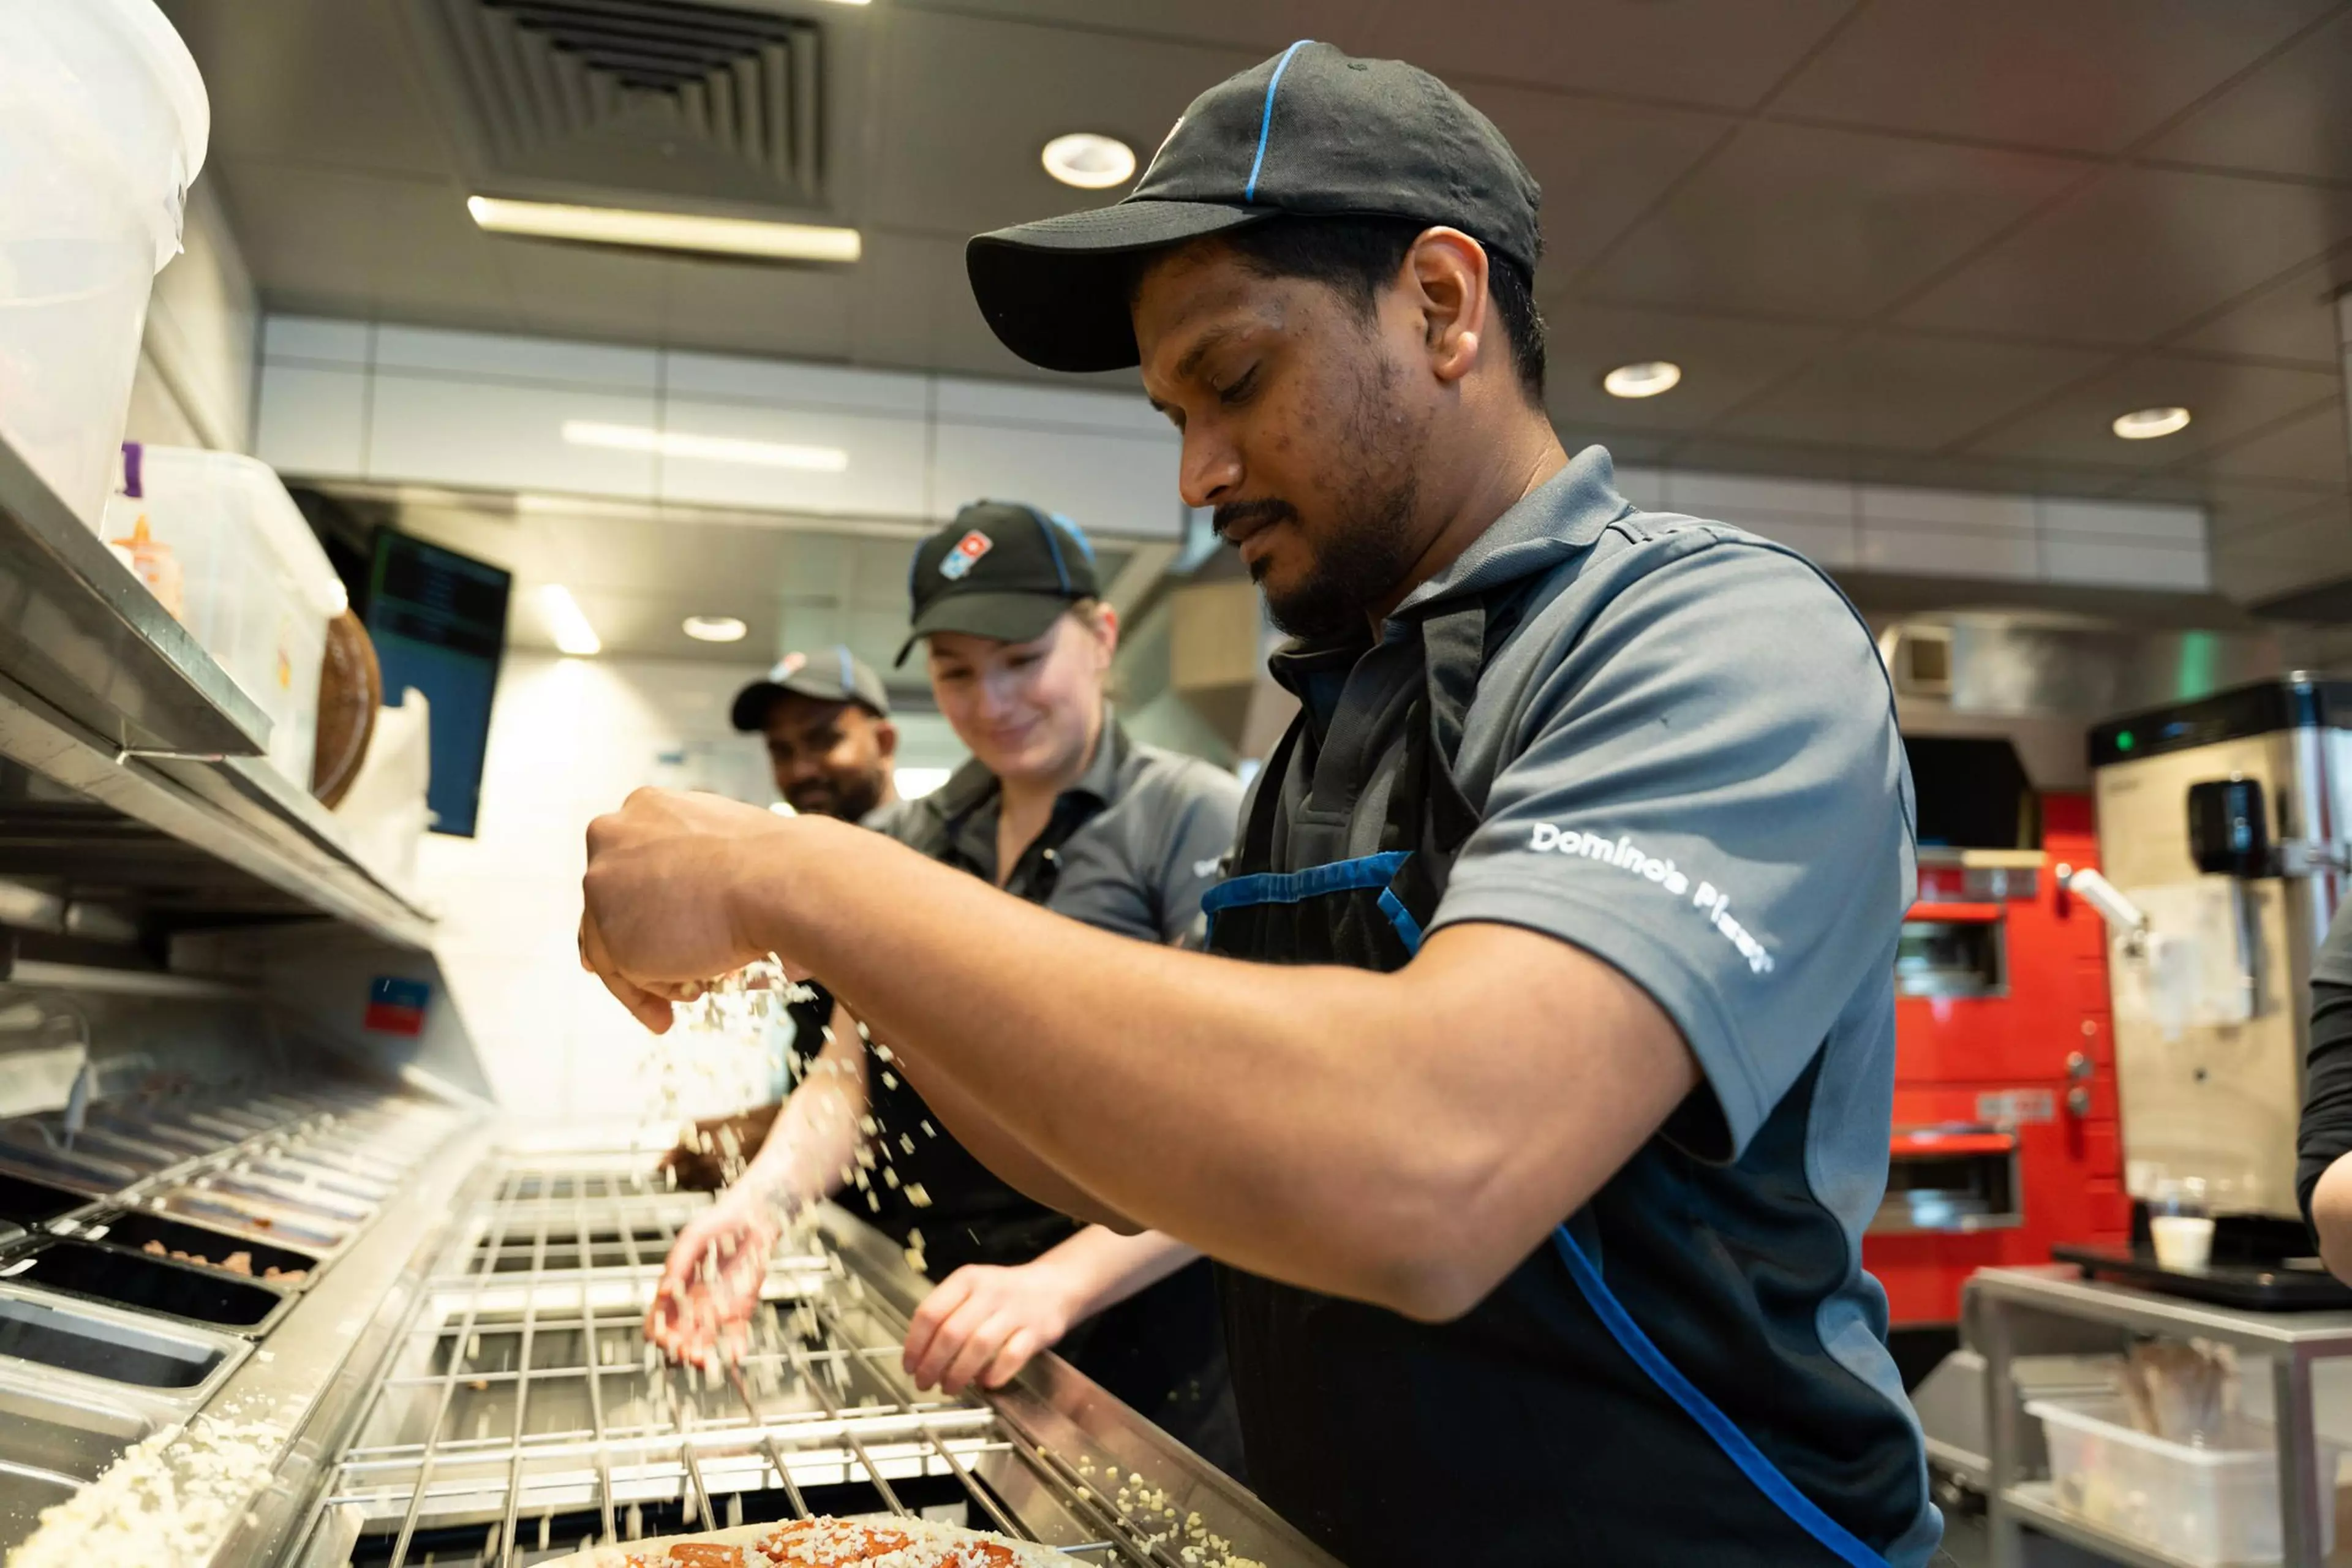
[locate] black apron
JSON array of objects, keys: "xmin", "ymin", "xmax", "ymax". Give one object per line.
[
  {"xmin": 862, "ymin": 730, "xmax": 1245, "ymax": 1478},
  {"xmin": 1200, "ymin": 589, "xmax": 1893, "ymax": 1568}
]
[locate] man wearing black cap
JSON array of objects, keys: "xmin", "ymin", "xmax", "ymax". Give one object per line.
[
  {"xmin": 658, "ymin": 648, "xmax": 900, "ymax": 1193},
  {"xmin": 588, "ymin": 43, "xmax": 1932, "ymax": 1567},
  {"xmin": 731, "ymin": 646, "xmax": 900, "ymax": 824}
]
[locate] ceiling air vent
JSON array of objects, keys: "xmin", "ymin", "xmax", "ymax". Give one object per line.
[{"xmin": 414, "ymin": 0, "xmax": 825, "ymax": 211}]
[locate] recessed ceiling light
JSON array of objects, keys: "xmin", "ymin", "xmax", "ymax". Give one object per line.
[
  {"xmin": 561, "ymin": 420, "xmax": 848, "ymax": 472},
  {"xmin": 1602, "ymin": 360, "xmax": 1683, "ymax": 399},
  {"xmin": 2112, "ymin": 405, "xmax": 2192, "ymax": 441},
  {"xmin": 538, "ymin": 584, "xmax": 601, "ymax": 657},
  {"xmin": 467, "ymin": 195, "xmax": 862, "ymax": 264},
  {"xmin": 1041, "ymin": 132, "xmax": 1137, "ymax": 190},
  {"xmin": 682, "ymin": 615, "xmax": 748, "ymax": 643}
]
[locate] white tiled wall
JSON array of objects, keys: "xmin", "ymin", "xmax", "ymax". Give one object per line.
[
  {"xmin": 255, "ymin": 316, "xmax": 1189, "ymax": 538},
  {"xmin": 257, "ymin": 315, "xmax": 2212, "ymax": 587},
  {"xmin": 423, "ymin": 653, "xmax": 966, "ymax": 1120},
  {"xmin": 1620, "ymin": 463, "xmax": 2208, "ymax": 590}
]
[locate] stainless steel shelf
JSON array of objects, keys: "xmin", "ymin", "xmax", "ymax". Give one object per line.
[
  {"xmin": 2001, "ymin": 1483, "xmax": 2205, "ymax": 1568},
  {"xmin": 0, "ymin": 431, "xmax": 432, "ymax": 949},
  {"xmin": 0, "ymin": 425, "xmax": 266, "ymax": 759}
]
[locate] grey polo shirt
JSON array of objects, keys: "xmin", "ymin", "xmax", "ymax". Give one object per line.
[
  {"xmin": 868, "ymin": 714, "xmax": 1242, "ymax": 946},
  {"xmin": 850, "ymin": 716, "xmax": 1241, "ymax": 1272},
  {"xmin": 1252, "ymin": 445, "xmax": 1936, "ymax": 1564}
]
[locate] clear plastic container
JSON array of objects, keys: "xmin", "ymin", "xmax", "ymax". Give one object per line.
[
  {"xmin": 102, "ymin": 446, "xmax": 347, "ymax": 790},
  {"xmin": 2029, "ymin": 1394, "xmax": 2340, "ymax": 1566},
  {"xmin": 0, "ymin": 0, "xmax": 209, "ymax": 526}
]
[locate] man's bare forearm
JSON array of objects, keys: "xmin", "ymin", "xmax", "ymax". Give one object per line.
[{"xmin": 736, "ymin": 816, "xmax": 1693, "ymax": 1318}]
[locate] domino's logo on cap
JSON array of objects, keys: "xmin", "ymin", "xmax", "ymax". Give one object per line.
[
  {"xmin": 939, "ymin": 529, "xmax": 993, "ymax": 580},
  {"xmin": 772, "ymin": 652, "xmax": 807, "ymax": 679}
]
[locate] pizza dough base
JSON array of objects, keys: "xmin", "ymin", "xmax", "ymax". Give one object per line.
[{"xmin": 535, "ymin": 1514, "xmax": 1085, "ymax": 1568}]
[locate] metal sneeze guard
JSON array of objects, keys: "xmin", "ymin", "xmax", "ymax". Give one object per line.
[{"xmin": 326, "ymin": 1149, "xmax": 1339, "ymax": 1568}]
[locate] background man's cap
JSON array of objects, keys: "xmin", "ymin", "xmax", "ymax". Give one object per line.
[
  {"xmin": 730, "ymin": 646, "xmax": 892, "ymax": 731},
  {"xmin": 966, "ymin": 40, "xmax": 1541, "ymax": 373},
  {"xmin": 899, "ymin": 500, "xmax": 1100, "ymax": 665}
]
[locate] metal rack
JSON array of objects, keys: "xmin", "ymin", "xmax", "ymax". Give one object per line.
[
  {"xmin": 0, "ymin": 426, "xmax": 431, "ymax": 949},
  {"xmin": 1977, "ymin": 1264, "xmax": 2352, "ymax": 1567},
  {"xmin": 323, "ymin": 1152, "xmax": 1341, "ymax": 1568}
]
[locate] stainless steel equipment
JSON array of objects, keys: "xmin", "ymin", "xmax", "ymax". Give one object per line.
[
  {"xmin": 2088, "ymin": 676, "xmax": 2352, "ymax": 1222},
  {"xmin": 1973, "ymin": 1265, "xmax": 2352, "ymax": 1568},
  {"xmin": 0, "ymin": 383, "xmax": 1337, "ymax": 1568},
  {"xmin": 320, "ymin": 1147, "xmax": 1335, "ymax": 1568}
]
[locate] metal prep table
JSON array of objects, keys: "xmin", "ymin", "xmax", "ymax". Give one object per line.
[
  {"xmin": 313, "ymin": 1142, "xmax": 1338, "ymax": 1568},
  {"xmin": 0, "ymin": 1117, "xmax": 1343, "ymax": 1568},
  {"xmin": 1977, "ymin": 1264, "xmax": 2352, "ymax": 1568}
]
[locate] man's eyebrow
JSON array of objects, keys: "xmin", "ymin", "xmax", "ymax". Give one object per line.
[{"xmin": 1173, "ymin": 325, "xmax": 1238, "ymax": 385}]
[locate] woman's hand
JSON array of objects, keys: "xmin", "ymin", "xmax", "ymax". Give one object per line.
[
  {"xmin": 579, "ymin": 788, "xmax": 798, "ymax": 1031},
  {"xmin": 643, "ymin": 1188, "xmax": 785, "ymax": 1368},
  {"xmin": 901, "ymin": 1261, "xmax": 1081, "ymax": 1395}
]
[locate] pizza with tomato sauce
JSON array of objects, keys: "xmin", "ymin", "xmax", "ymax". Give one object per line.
[{"xmin": 550, "ymin": 1515, "xmax": 1082, "ymax": 1568}]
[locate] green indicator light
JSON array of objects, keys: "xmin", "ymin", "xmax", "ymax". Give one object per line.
[{"xmin": 2117, "ymin": 731, "xmax": 2136, "ymax": 752}]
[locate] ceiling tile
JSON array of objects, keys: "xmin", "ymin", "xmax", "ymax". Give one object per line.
[
  {"xmin": 211, "ymin": 160, "xmax": 515, "ymax": 320},
  {"xmin": 2160, "ymin": 399, "xmax": 2350, "ymax": 487},
  {"xmin": 867, "ymin": 10, "xmax": 1256, "ymax": 239},
  {"xmin": 2211, "ymin": 505, "xmax": 2352, "ymax": 604},
  {"xmin": 2178, "ymin": 482, "xmax": 2350, "ymax": 541},
  {"xmin": 2144, "ymin": 8, "xmax": 2352, "ymax": 182},
  {"xmin": 1961, "ymin": 353, "xmax": 2342, "ymax": 467},
  {"xmin": 1706, "ymin": 332, "xmax": 2112, "ymax": 451},
  {"xmin": 1462, "ymin": 89, "xmax": 1728, "ymax": 276},
  {"xmin": 1366, "ymin": 0, "xmax": 1858, "ymax": 112},
  {"xmin": 1898, "ymin": 165, "xmax": 2352, "ymax": 344},
  {"xmin": 1543, "ymin": 305, "xmax": 1839, "ymax": 433},
  {"xmin": 1571, "ymin": 122, "xmax": 2082, "ymax": 319},
  {"xmin": 1662, "ymin": 438, "xmax": 2147, "ymax": 499},
  {"xmin": 159, "ymin": 0, "xmax": 452, "ymax": 178},
  {"xmin": 875, "ymin": 0, "xmax": 1349, "ymax": 57},
  {"xmin": 2164, "ymin": 248, "xmax": 2352, "ymax": 366},
  {"xmin": 1770, "ymin": 0, "xmax": 2332, "ymax": 154}
]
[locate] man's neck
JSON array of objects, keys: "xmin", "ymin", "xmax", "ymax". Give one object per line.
[{"xmin": 1370, "ymin": 410, "xmax": 1570, "ymax": 627}]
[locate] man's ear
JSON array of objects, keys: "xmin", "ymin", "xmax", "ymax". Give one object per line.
[
  {"xmin": 874, "ymin": 719, "xmax": 900, "ymax": 765},
  {"xmin": 1403, "ymin": 227, "xmax": 1491, "ymax": 388}
]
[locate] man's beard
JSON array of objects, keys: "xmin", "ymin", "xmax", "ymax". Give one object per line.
[
  {"xmin": 789, "ymin": 771, "xmax": 884, "ymax": 822},
  {"xmin": 1256, "ymin": 470, "xmax": 1420, "ymax": 639},
  {"xmin": 1216, "ymin": 353, "xmax": 1424, "ymax": 641}
]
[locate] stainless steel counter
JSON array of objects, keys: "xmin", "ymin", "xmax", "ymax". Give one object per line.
[
  {"xmin": 1, "ymin": 1130, "xmax": 1340, "ymax": 1568},
  {"xmin": 304, "ymin": 1145, "xmax": 1340, "ymax": 1568}
]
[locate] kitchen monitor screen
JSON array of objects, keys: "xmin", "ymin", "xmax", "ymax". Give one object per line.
[{"xmin": 363, "ymin": 530, "xmax": 510, "ymax": 839}]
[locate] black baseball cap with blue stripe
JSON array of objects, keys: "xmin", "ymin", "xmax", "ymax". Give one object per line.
[
  {"xmin": 730, "ymin": 644, "xmax": 892, "ymax": 731},
  {"xmin": 967, "ymin": 41, "xmax": 1542, "ymax": 374},
  {"xmin": 897, "ymin": 500, "xmax": 1101, "ymax": 665}
]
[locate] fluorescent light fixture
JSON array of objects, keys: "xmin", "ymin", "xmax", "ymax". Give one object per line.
[
  {"xmin": 1042, "ymin": 132, "xmax": 1137, "ymax": 190},
  {"xmin": 467, "ymin": 195, "xmax": 862, "ymax": 263},
  {"xmin": 2113, "ymin": 405, "xmax": 2192, "ymax": 440},
  {"xmin": 682, "ymin": 614, "xmax": 748, "ymax": 643},
  {"xmin": 562, "ymin": 420, "xmax": 848, "ymax": 473},
  {"xmin": 538, "ymin": 584, "xmax": 602, "ymax": 656},
  {"xmin": 1602, "ymin": 360, "xmax": 1683, "ymax": 399},
  {"xmin": 894, "ymin": 767, "xmax": 953, "ymax": 801}
]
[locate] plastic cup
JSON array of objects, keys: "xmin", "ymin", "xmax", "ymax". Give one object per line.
[{"xmin": 2152, "ymin": 1214, "xmax": 2216, "ymax": 1270}]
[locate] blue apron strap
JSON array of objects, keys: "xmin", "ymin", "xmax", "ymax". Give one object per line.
[{"xmin": 1551, "ymin": 1224, "xmax": 1890, "ymax": 1568}]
